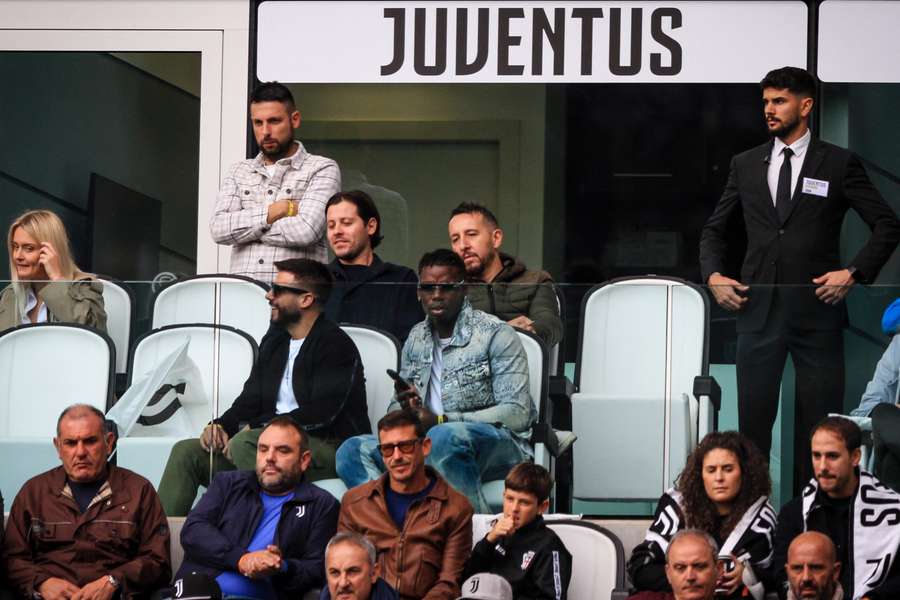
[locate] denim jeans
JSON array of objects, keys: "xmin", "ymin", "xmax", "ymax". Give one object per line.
[{"xmin": 335, "ymin": 421, "xmax": 529, "ymax": 513}]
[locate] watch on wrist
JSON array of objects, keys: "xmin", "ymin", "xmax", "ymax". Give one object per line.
[
  {"xmin": 848, "ymin": 266, "xmax": 862, "ymax": 283},
  {"xmin": 106, "ymin": 575, "xmax": 120, "ymax": 589}
]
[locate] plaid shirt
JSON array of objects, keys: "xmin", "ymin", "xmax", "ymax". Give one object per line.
[{"xmin": 210, "ymin": 141, "xmax": 340, "ymax": 284}]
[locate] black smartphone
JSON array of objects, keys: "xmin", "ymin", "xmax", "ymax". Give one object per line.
[{"xmin": 386, "ymin": 369, "xmax": 411, "ymax": 389}]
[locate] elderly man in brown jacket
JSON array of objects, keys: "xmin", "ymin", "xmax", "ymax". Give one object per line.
[
  {"xmin": 3, "ymin": 404, "xmax": 171, "ymax": 600},
  {"xmin": 338, "ymin": 410, "xmax": 473, "ymax": 600}
]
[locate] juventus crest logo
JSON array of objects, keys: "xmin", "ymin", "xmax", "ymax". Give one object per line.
[
  {"xmin": 296, "ymin": 506, "xmax": 306, "ymax": 518},
  {"xmin": 467, "ymin": 577, "xmax": 480, "ymax": 593},
  {"xmin": 174, "ymin": 579, "xmax": 184, "ymax": 598}
]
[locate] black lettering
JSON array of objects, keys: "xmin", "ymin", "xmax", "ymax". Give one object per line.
[
  {"xmin": 497, "ymin": 8, "xmax": 525, "ymax": 75},
  {"xmin": 531, "ymin": 7, "xmax": 565, "ymax": 75},
  {"xmin": 571, "ymin": 8, "xmax": 603, "ymax": 75},
  {"xmin": 861, "ymin": 484, "xmax": 900, "ymax": 505},
  {"xmin": 861, "ymin": 508, "xmax": 900, "ymax": 527},
  {"xmin": 650, "ymin": 8, "xmax": 682, "ymax": 75},
  {"xmin": 414, "ymin": 8, "xmax": 447, "ymax": 76},
  {"xmin": 609, "ymin": 8, "xmax": 641, "ymax": 76},
  {"xmin": 456, "ymin": 8, "xmax": 489, "ymax": 75},
  {"xmin": 381, "ymin": 8, "xmax": 406, "ymax": 76}
]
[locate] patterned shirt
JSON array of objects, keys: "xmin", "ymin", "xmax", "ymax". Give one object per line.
[{"xmin": 210, "ymin": 141, "xmax": 341, "ymax": 284}]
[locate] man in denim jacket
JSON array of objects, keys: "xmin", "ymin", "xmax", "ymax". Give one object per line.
[{"xmin": 336, "ymin": 248, "xmax": 535, "ymax": 513}]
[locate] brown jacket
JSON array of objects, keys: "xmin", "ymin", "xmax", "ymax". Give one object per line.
[
  {"xmin": 338, "ymin": 467, "xmax": 473, "ymax": 600},
  {"xmin": 0, "ymin": 278, "xmax": 107, "ymax": 333},
  {"xmin": 3, "ymin": 465, "xmax": 171, "ymax": 599}
]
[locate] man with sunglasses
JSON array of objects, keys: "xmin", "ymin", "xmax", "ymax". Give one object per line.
[
  {"xmin": 158, "ymin": 258, "xmax": 368, "ymax": 517},
  {"xmin": 338, "ymin": 410, "xmax": 473, "ymax": 600},
  {"xmin": 336, "ymin": 249, "xmax": 535, "ymax": 514}
]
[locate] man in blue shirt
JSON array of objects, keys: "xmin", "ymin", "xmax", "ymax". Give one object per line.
[{"xmin": 179, "ymin": 416, "xmax": 340, "ymax": 600}]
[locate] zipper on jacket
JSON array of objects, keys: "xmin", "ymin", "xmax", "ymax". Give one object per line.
[{"xmin": 487, "ymin": 284, "xmax": 496, "ymax": 314}]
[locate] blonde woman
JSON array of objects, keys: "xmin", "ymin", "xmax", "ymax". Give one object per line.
[{"xmin": 0, "ymin": 209, "xmax": 107, "ymax": 332}]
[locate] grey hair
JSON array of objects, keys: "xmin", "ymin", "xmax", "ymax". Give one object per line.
[
  {"xmin": 665, "ymin": 528, "xmax": 719, "ymax": 562},
  {"xmin": 326, "ymin": 532, "xmax": 377, "ymax": 567},
  {"xmin": 57, "ymin": 403, "xmax": 106, "ymax": 436}
]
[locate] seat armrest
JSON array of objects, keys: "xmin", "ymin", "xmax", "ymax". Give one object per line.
[
  {"xmin": 531, "ymin": 422, "xmax": 561, "ymax": 457},
  {"xmin": 549, "ymin": 375, "xmax": 575, "ymax": 430},
  {"xmin": 693, "ymin": 375, "xmax": 721, "ymax": 412}
]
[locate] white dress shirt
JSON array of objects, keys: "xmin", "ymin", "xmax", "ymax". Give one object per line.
[{"xmin": 767, "ymin": 128, "xmax": 811, "ymax": 206}]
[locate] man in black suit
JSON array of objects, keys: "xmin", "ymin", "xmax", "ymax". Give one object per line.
[{"xmin": 699, "ymin": 66, "xmax": 900, "ymax": 487}]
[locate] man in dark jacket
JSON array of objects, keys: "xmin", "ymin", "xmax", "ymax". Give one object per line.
[
  {"xmin": 320, "ymin": 532, "xmax": 398, "ymax": 600},
  {"xmin": 325, "ymin": 190, "xmax": 422, "ymax": 343},
  {"xmin": 158, "ymin": 258, "xmax": 368, "ymax": 516},
  {"xmin": 179, "ymin": 417, "xmax": 340, "ymax": 600},
  {"xmin": 448, "ymin": 203, "xmax": 562, "ymax": 348},
  {"xmin": 463, "ymin": 463, "xmax": 571, "ymax": 600}
]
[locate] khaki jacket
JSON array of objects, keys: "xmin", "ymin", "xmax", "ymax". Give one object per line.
[
  {"xmin": 338, "ymin": 467, "xmax": 474, "ymax": 600},
  {"xmin": 0, "ymin": 278, "xmax": 107, "ymax": 333}
]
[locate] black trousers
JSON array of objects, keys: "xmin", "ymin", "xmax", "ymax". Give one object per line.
[{"xmin": 736, "ymin": 292, "xmax": 845, "ymax": 493}]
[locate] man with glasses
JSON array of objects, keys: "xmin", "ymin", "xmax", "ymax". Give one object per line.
[
  {"xmin": 338, "ymin": 410, "xmax": 473, "ymax": 600},
  {"xmin": 158, "ymin": 258, "xmax": 368, "ymax": 516},
  {"xmin": 336, "ymin": 248, "xmax": 535, "ymax": 513}
]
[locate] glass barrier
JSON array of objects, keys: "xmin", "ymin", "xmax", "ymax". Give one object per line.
[{"xmin": 0, "ymin": 279, "xmax": 897, "ymax": 517}]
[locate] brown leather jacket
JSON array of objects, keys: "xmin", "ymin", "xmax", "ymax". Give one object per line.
[
  {"xmin": 3, "ymin": 465, "xmax": 171, "ymax": 599},
  {"xmin": 338, "ymin": 467, "xmax": 473, "ymax": 600}
]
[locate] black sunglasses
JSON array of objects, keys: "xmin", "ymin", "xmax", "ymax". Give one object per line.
[
  {"xmin": 271, "ymin": 283, "xmax": 311, "ymax": 296},
  {"xmin": 376, "ymin": 438, "xmax": 422, "ymax": 458},
  {"xmin": 418, "ymin": 281, "xmax": 464, "ymax": 293}
]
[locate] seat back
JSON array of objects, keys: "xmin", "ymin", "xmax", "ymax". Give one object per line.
[
  {"xmin": 128, "ymin": 324, "xmax": 258, "ymax": 421},
  {"xmin": 152, "ymin": 275, "xmax": 270, "ymax": 344},
  {"xmin": 572, "ymin": 276, "xmax": 709, "ymax": 500},
  {"xmin": 517, "ymin": 329, "xmax": 548, "ymax": 424},
  {"xmin": 98, "ymin": 277, "xmax": 134, "ymax": 375},
  {"xmin": 340, "ymin": 325, "xmax": 400, "ymax": 428},
  {"xmin": 0, "ymin": 323, "xmax": 113, "ymax": 436},
  {"xmin": 545, "ymin": 520, "xmax": 626, "ymax": 600}
]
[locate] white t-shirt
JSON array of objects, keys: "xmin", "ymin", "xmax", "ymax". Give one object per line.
[
  {"xmin": 276, "ymin": 338, "xmax": 305, "ymax": 414},
  {"xmin": 21, "ymin": 288, "xmax": 48, "ymax": 325},
  {"xmin": 425, "ymin": 333, "xmax": 452, "ymax": 415},
  {"xmin": 264, "ymin": 163, "xmax": 277, "ymax": 178}
]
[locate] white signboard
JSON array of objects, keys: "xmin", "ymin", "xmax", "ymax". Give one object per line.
[
  {"xmin": 257, "ymin": 1, "xmax": 807, "ymax": 83},
  {"xmin": 819, "ymin": 1, "xmax": 900, "ymax": 83}
]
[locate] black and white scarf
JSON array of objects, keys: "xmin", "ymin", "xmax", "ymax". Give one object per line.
[{"xmin": 801, "ymin": 470, "xmax": 900, "ymax": 600}]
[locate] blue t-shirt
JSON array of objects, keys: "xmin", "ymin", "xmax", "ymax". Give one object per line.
[
  {"xmin": 384, "ymin": 477, "xmax": 436, "ymax": 528},
  {"xmin": 216, "ymin": 491, "xmax": 295, "ymax": 599}
]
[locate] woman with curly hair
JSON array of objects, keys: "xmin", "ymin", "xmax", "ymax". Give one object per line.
[
  {"xmin": 0, "ymin": 209, "xmax": 106, "ymax": 331},
  {"xmin": 627, "ymin": 431, "xmax": 776, "ymax": 600}
]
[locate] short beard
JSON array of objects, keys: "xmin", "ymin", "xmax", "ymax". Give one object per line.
[
  {"xmin": 769, "ymin": 115, "xmax": 801, "ymax": 140},
  {"xmin": 272, "ymin": 308, "xmax": 302, "ymax": 327},
  {"xmin": 257, "ymin": 466, "xmax": 302, "ymax": 494},
  {"xmin": 260, "ymin": 138, "xmax": 295, "ymax": 161}
]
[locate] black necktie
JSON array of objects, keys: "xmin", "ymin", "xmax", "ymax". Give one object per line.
[{"xmin": 776, "ymin": 147, "xmax": 794, "ymax": 222}]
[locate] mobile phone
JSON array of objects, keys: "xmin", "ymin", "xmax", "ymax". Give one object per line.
[{"xmin": 386, "ymin": 369, "xmax": 411, "ymax": 389}]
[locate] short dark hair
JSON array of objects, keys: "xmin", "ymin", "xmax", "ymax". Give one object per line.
[
  {"xmin": 326, "ymin": 190, "xmax": 383, "ymax": 249},
  {"xmin": 810, "ymin": 416, "xmax": 862, "ymax": 453},
  {"xmin": 760, "ymin": 67, "xmax": 817, "ymax": 100},
  {"xmin": 505, "ymin": 462, "xmax": 553, "ymax": 502},
  {"xmin": 273, "ymin": 258, "xmax": 334, "ymax": 304},
  {"xmin": 57, "ymin": 404, "xmax": 106, "ymax": 436},
  {"xmin": 377, "ymin": 409, "xmax": 427, "ymax": 439},
  {"xmin": 250, "ymin": 81, "xmax": 296, "ymax": 111},
  {"xmin": 262, "ymin": 415, "xmax": 310, "ymax": 451},
  {"xmin": 417, "ymin": 248, "xmax": 466, "ymax": 281},
  {"xmin": 449, "ymin": 202, "xmax": 500, "ymax": 229}
]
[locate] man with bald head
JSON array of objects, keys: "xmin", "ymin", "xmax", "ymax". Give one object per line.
[
  {"xmin": 3, "ymin": 404, "xmax": 171, "ymax": 600},
  {"xmin": 785, "ymin": 532, "xmax": 843, "ymax": 600},
  {"xmin": 665, "ymin": 529, "xmax": 719, "ymax": 600}
]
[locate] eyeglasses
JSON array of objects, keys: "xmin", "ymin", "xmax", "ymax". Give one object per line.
[
  {"xmin": 271, "ymin": 283, "xmax": 311, "ymax": 297},
  {"xmin": 417, "ymin": 281, "xmax": 464, "ymax": 293},
  {"xmin": 376, "ymin": 438, "xmax": 422, "ymax": 458}
]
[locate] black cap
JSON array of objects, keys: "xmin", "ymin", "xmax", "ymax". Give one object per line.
[{"xmin": 172, "ymin": 572, "xmax": 222, "ymax": 600}]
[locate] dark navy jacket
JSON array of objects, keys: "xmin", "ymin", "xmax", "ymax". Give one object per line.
[{"xmin": 178, "ymin": 470, "xmax": 340, "ymax": 600}]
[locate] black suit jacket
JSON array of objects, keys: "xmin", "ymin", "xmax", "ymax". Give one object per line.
[
  {"xmin": 216, "ymin": 314, "xmax": 370, "ymax": 440},
  {"xmin": 700, "ymin": 138, "xmax": 900, "ymax": 333}
]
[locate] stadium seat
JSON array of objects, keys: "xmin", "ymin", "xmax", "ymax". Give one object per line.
[
  {"xmin": 312, "ymin": 325, "xmax": 400, "ymax": 500},
  {"xmin": 0, "ymin": 323, "xmax": 114, "ymax": 500},
  {"xmin": 114, "ymin": 324, "xmax": 258, "ymax": 488},
  {"xmin": 152, "ymin": 274, "xmax": 270, "ymax": 344},
  {"xmin": 98, "ymin": 277, "xmax": 134, "ymax": 385},
  {"xmin": 545, "ymin": 520, "xmax": 629, "ymax": 600},
  {"xmin": 572, "ymin": 276, "xmax": 720, "ymax": 502}
]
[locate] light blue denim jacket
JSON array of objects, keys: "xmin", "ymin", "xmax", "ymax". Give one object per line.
[
  {"xmin": 390, "ymin": 299, "xmax": 536, "ymax": 452},
  {"xmin": 851, "ymin": 335, "xmax": 900, "ymax": 417}
]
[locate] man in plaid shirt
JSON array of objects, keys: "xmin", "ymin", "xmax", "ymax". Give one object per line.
[{"xmin": 210, "ymin": 82, "xmax": 341, "ymax": 284}]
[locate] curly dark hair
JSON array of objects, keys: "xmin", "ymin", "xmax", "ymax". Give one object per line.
[{"xmin": 675, "ymin": 431, "xmax": 771, "ymax": 540}]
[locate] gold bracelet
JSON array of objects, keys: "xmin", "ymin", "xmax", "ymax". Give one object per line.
[{"xmin": 287, "ymin": 201, "xmax": 296, "ymax": 217}]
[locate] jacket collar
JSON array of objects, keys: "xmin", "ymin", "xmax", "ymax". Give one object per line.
[
  {"xmin": 51, "ymin": 464, "xmax": 132, "ymax": 506},
  {"xmin": 369, "ymin": 466, "xmax": 450, "ymax": 502},
  {"xmin": 251, "ymin": 140, "xmax": 308, "ymax": 176},
  {"xmin": 329, "ymin": 255, "xmax": 390, "ymax": 285}
]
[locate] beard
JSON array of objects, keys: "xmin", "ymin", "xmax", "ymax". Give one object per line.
[
  {"xmin": 768, "ymin": 114, "xmax": 802, "ymax": 139},
  {"xmin": 259, "ymin": 137, "xmax": 294, "ymax": 161},
  {"xmin": 272, "ymin": 305, "xmax": 302, "ymax": 327},
  {"xmin": 257, "ymin": 463, "xmax": 303, "ymax": 494}
]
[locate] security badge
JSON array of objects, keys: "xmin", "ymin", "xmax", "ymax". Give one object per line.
[
  {"xmin": 802, "ymin": 177, "xmax": 829, "ymax": 197},
  {"xmin": 521, "ymin": 550, "xmax": 536, "ymax": 570}
]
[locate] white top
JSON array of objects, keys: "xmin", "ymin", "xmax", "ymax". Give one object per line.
[
  {"xmin": 264, "ymin": 163, "xmax": 277, "ymax": 178},
  {"xmin": 768, "ymin": 128, "xmax": 811, "ymax": 206},
  {"xmin": 21, "ymin": 288, "xmax": 48, "ymax": 325},
  {"xmin": 425, "ymin": 333, "xmax": 452, "ymax": 415},
  {"xmin": 276, "ymin": 337, "xmax": 305, "ymax": 414}
]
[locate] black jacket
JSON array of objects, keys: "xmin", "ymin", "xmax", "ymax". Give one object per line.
[
  {"xmin": 216, "ymin": 315, "xmax": 370, "ymax": 440},
  {"xmin": 325, "ymin": 255, "xmax": 422, "ymax": 343},
  {"xmin": 463, "ymin": 516, "xmax": 571, "ymax": 600},
  {"xmin": 699, "ymin": 138, "xmax": 900, "ymax": 333},
  {"xmin": 768, "ymin": 486, "xmax": 900, "ymax": 600},
  {"xmin": 178, "ymin": 470, "xmax": 340, "ymax": 600}
]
